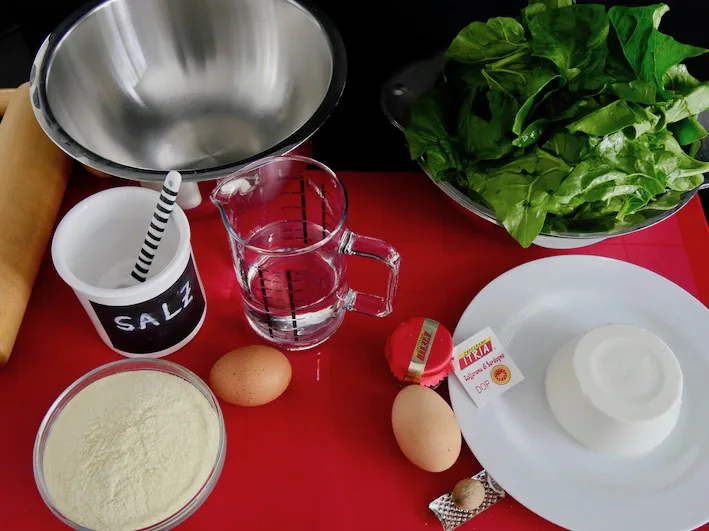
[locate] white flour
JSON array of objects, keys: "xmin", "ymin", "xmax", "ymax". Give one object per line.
[{"xmin": 43, "ymin": 370, "xmax": 220, "ymax": 531}]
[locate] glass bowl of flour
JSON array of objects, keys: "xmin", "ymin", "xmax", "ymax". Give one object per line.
[{"xmin": 33, "ymin": 359, "xmax": 226, "ymax": 531}]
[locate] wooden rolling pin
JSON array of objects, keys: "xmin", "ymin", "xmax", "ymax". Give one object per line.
[
  {"xmin": 0, "ymin": 84, "xmax": 72, "ymax": 366},
  {"xmin": 0, "ymin": 89, "xmax": 14, "ymax": 115}
]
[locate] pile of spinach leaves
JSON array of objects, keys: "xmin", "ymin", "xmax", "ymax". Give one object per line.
[{"xmin": 405, "ymin": 0, "xmax": 709, "ymax": 247}]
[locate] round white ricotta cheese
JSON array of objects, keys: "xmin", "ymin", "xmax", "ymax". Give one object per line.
[{"xmin": 546, "ymin": 324, "xmax": 682, "ymax": 456}]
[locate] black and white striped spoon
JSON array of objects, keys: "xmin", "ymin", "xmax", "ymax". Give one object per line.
[{"xmin": 130, "ymin": 171, "xmax": 182, "ymax": 283}]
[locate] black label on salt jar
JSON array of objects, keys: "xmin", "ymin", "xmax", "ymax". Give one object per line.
[{"xmin": 90, "ymin": 256, "xmax": 206, "ymax": 354}]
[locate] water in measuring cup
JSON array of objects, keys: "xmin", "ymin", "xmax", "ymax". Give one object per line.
[{"xmin": 240, "ymin": 221, "xmax": 349, "ymax": 349}]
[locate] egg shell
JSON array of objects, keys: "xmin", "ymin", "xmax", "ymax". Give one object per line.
[
  {"xmin": 391, "ymin": 385, "xmax": 462, "ymax": 472},
  {"xmin": 209, "ymin": 345, "xmax": 292, "ymax": 406}
]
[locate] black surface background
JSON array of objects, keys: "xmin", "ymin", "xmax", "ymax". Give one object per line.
[{"xmin": 3, "ymin": 0, "xmax": 708, "ymax": 212}]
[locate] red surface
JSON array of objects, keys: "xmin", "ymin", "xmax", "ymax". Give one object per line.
[{"xmin": 1, "ymin": 170, "xmax": 708, "ymax": 531}]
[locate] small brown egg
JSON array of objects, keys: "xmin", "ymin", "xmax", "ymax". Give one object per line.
[
  {"xmin": 452, "ymin": 478, "xmax": 485, "ymax": 511},
  {"xmin": 210, "ymin": 345, "xmax": 292, "ymax": 406},
  {"xmin": 391, "ymin": 385, "xmax": 462, "ymax": 472}
]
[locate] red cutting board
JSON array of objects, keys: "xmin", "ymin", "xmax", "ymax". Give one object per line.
[{"xmin": 0, "ymin": 170, "xmax": 708, "ymax": 531}]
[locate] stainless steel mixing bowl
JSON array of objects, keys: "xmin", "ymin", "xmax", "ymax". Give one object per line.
[{"xmin": 29, "ymin": 0, "xmax": 346, "ymax": 182}]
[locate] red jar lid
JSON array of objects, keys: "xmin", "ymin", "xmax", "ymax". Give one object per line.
[{"xmin": 385, "ymin": 318, "xmax": 454, "ymax": 387}]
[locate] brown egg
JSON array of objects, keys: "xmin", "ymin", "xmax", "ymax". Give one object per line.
[
  {"xmin": 391, "ymin": 385, "xmax": 462, "ymax": 472},
  {"xmin": 209, "ymin": 345, "xmax": 292, "ymax": 406}
]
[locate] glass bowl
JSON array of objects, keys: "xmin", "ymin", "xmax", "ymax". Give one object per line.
[{"xmin": 33, "ymin": 359, "xmax": 227, "ymax": 530}]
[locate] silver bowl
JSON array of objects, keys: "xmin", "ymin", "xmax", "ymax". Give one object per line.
[
  {"xmin": 382, "ymin": 56, "xmax": 709, "ymax": 248},
  {"xmin": 29, "ymin": 0, "xmax": 346, "ymax": 182}
]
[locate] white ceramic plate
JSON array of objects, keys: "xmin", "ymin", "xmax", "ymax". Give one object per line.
[{"xmin": 448, "ymin": 255, "xmax": 709, "ymax": 531}]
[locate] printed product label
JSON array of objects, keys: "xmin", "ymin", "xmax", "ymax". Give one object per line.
[
  {"xmin": 453, "ymin": 327, "xmax": 524, "ymax": 407},
  {"xmin": 404, "ymin": 318, "xmax": 439, "ymax": 383}
]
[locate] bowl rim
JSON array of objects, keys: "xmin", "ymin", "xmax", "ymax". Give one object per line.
[
  {"xmin": 29, "ymin": 0, "xmax": 347, "ymax": 183},
  {"xmin": 33, "ymin": 358, "xmax": 227, "ymax": 531},
  {"xmin": 50, "ymin": 187, "xmax": 192, "ymax": 301},
  {"xmin": 431, "ymin": 172, "xmax": 699, "ymax": 241}
]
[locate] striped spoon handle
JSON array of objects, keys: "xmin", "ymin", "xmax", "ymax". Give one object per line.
[{"xmin": 131, "ymin": 171, "xmax": 183, "ymax": 283}]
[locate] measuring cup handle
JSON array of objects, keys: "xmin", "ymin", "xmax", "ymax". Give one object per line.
[{"xmin": 340, "ymin": 231, "xmax": 401, "ymax": 317}]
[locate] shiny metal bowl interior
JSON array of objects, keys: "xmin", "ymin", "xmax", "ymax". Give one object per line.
[
  {"xmin": 34, "ymin": 0, "xmax": 345, "ymax": 181},
  {"xmin": 381, "ymin": 56, "xmax": 709, "ymax": 242}
]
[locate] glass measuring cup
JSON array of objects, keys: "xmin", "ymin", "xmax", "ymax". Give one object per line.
[{"xmin": 211, "ymin": 155, "xmax": 401, "ymax": 350}]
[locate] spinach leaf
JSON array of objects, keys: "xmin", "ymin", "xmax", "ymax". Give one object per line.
[
  {"xmin": 513, "ymin": 118, "xmax": 550, "ymax": 148},
  {"xmin": 521, "ymin": 0, "xmax": 575, "ymax": 30},
  {"xmin": 543, "ymin": 131, "xmax": 595, "ymax": 164},
  {"xmin": 567, "ymin": 100, "xmax": 660, "ymax": 138},
  {"xmin": 458, "ymin": 90, "xmax": 518, "ymax": 160},
  {"xmin": 593, "ymin": 130, "xmax": 659, "ymax": 177},
  {"xmin": 480, "ymin": 53, "xmax": 533, "ymax": 97},
  {"xmin": 669, "ymin": 116, "xmax": 708, "ymax": 146},
  {"xmin": 637, "ymin": 190, "xmax": 682, "ymax": 211},
  {"xmin": 405, "ymin": 88, "xmax": 461, "ymax": 181},
  {"xmin": 567, "ymin": 100, "xmax": 638, "ymax": 137},
  {"xmin": 611, "ymin": 80, "xmax": 657, "ymax": 105},
  {"xmin": 464, "ymin": 167, "xmax": 490, "ymax": 196},
  {"xmin": 533, "ymin": 0, "xmax": 574, "ymax": 8},
  {"xmin": 663, "ymin": 64, "xmax": 700, "ymax": 94},
  {"xmin": 659, "ymin": 84, "xmax": 709, "ymax": 124},
  {"xmin": 529, "ymin": 4, "xmax": 609, "ymax": 91},
  {"xmin": 604, "ymin": 25, "xmax": 636, "ymax": 83},
  {"xmin": 650, "ymin": 130, "xmax": 709, "ymax": 191},
  {"xmin": 548, "ymin": 183, "xmax": 681, "ymax": 232},
  {"xmin": 604, "ymin": 55, "xmax": 635, "ymax": 84},
  {"xmin": 572, "ymin": 196, "xmax": 626, "ymax": 219},
  {"xmin": 481, "ymin": 149, "xmax": 570, "ymax": 247},
  {"xmin": 404, "ymin": 2, "xmax": 709, "ymax": 246},
  {"xmin": 482, "ymin": 172, "xmax": 550, "ymax": 247},
  {"xmin": 608, "ymin": 5, "xmax": 708, "ymax": 96},
  {"xmin": 552, "ymin": 132, "xmax": 665, "ymax": 214},
  {"xmin": 446, "ymin": 18, "xmax": 528, "ymax": 64},
  {"xmin": 513, "ymin": 96, "xmax": 603, "ymax": 148},
  {"xmin": 521, "ymin": 4, "xmax": 547, "ymax": 30},
  {"xmin": 617, "ymin": 191, "xmax": 658, "ymax": 219},
  {"xmin": 687, "ymin": 140, "xmax": 701, "ymax": 158},
  {"xmin": 487, "ymin": 149, "xmax": 543, "ymax": 175},
  {"xmin": 558, "ymin": 97, "xmax": 606, "ymax": 121},
  {"xmin": 480, "ymin": 54, "xmax": 560, "ymax": 136},
  {"xmin": 512, "ymin": 65, "xmax": 560, "ymax": 135},
  {"xmin": 445, "ymin": 62, "xmax": 487, "ymax": 95}
]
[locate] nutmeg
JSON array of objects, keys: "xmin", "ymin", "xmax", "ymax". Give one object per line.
[{"xmin": 451, "ymin": 478, "xmax": 485, "ymax": 511}]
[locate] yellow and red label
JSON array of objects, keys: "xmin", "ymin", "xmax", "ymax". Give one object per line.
[
  {"xmin": 491, "ymin": 364, "xmax": 511, "ymax": 385},
  {"xmin": 403, "ymin": 318, "xmax": 439, "ymax": 383},
  {"xmin": 458, "ymin": 337, "xmax": 493, "ymax": 370}
]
